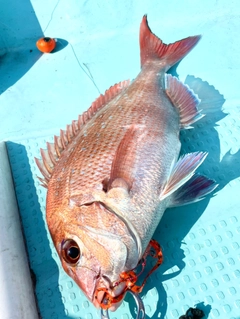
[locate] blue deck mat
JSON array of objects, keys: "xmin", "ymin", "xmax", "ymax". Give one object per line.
[{"xmin": 6, "ymin": 75, "xmax": 240, "ymax": 319}]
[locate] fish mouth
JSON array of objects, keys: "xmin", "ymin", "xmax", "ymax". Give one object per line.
[{"xmin": 93, "ymin": 279, "xmax": 127, "ymax": 311}]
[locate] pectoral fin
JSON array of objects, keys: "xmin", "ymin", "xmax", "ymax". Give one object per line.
[{"xmin": 108, "ymin": 124, "xmax": 141, "ymax": 192}]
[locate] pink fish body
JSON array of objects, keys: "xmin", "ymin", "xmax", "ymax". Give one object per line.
[{"xmin": 36, "ymin": 16, "xmax": 217, "ymax": 310}]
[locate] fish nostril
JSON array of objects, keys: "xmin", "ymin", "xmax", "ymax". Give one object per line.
[{"xmin": 95, "ymin": 274, "xmax": 100, "ymax": 280}]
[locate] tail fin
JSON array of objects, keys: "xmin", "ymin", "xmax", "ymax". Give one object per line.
[{"xmin": 140, "ymin": 15, "xmax": 201, "ymax": 70}]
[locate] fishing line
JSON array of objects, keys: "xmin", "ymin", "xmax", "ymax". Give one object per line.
[
  {"xmin": 43, "ymin": 0, "xmax": 61, "ymax": 33},
  {"xmin": 40, "ymin": 0, "xmax": 101, "ymax": 94},
  {"xmin": 83, "ymin": 62, "xmax": 101, "ymax": 94},
  {"xmin": 69, "ymin": 44, "xmax": 101, "ymax": 94}
]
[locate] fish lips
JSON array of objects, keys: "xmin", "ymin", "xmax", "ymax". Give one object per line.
[
  {"xmin": 93, "ymin": 278, "xmax": 127, "ymax": 311},
  {"xmin": 63, "ymin": 262, "xmax": 126, "ymax": 310}
]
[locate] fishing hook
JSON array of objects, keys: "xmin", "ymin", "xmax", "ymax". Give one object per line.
[{"xmin": 100, "ymin": 290, "xmax": 145, "ymax": 319}]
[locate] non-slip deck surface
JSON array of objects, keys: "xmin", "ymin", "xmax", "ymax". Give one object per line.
[{"xmin": 6, "ymin": 76, "xmax": 240, "ymax": 318}]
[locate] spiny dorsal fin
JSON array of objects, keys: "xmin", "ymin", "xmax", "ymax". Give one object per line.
[{"xmin": 35, "ymin": 80, "xmax": 131, "ymax": 188}]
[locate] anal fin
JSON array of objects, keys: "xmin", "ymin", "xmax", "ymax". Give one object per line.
[
  {"xmin": 169, "ymin": 174, "xmax": 218, "ymax": 207},
  {"xmin": 165, "ymin": 74, "xmax": 204, "ymax": 128},
  {"xmin": 159, "ymin": 152, "xmax": 207, "ymax": 201}
]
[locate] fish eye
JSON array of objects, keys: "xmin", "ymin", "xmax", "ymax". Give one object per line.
[{"xmin": 61, "ymin": 239, "xmax": 81, "ymax": 264}]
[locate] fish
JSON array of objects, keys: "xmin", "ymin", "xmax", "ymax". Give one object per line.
[{"xmin": 35, "ymin": 15, "xmax": 217, "ymax": 311}]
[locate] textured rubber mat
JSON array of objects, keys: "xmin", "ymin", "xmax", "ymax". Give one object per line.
[{"xmin": 6, "ymin": 77, "xmax": 240, "ymax": 319}]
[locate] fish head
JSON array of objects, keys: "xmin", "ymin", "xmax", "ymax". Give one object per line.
[{"xmin": 47, "ymin": 198, "xmax": 139, "ymax": 311}]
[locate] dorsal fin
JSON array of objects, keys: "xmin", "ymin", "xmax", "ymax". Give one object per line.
[{"xmin": 35, "ymin": 80, "xmax": 131, "ymax": 188}]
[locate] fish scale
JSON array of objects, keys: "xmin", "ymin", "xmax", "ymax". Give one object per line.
[
  {"xmin": 36, "ymin": 15, "xmax": 217, "ymax": 312},
  {"xmin": 49, "ymin": 79, "xmax": 163, "ymax": 199}
]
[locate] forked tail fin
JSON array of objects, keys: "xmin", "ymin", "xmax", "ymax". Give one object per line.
[{"xmin": 140, "ymin": 15, "xmax": 201, "ymax": 70}]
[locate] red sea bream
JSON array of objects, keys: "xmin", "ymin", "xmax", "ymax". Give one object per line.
[{"xmin": 36, "ymin": 15, "xmax": 217, "ymax": 311}]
